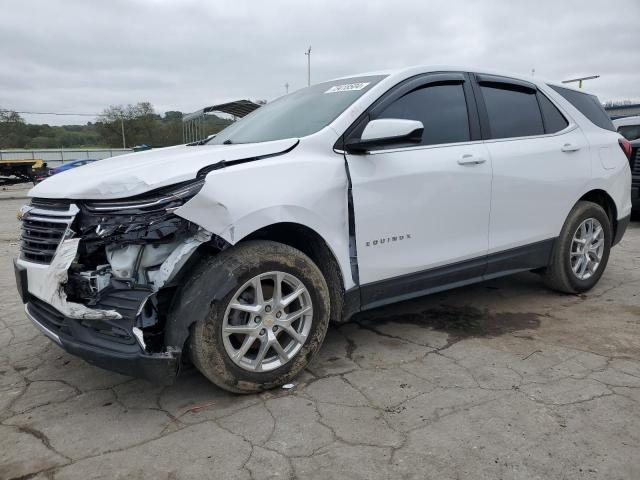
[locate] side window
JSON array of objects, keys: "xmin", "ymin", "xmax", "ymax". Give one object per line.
[
  {"xmin": 376, "ymin": 83, "xmax": 470, "ymax": 146},
  {"xmin": 549, "ymin": 85, "xmax": 615, "ymax": 132},
  {"xmin": 480, "ymin": 84, "xmax": 544, "ymax": 139},
  {"xmin": 538, "ymin": 93, "xmax": 569, "ymax": 133}
]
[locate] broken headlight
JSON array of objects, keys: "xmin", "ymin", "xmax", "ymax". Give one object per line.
[{"xmin": 83, "ymin": 178, "xmax": 205, "ymax": 213}]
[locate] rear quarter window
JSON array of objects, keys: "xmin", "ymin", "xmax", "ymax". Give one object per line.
[{"xmin": 549, "ymin": 85, "xmax": 615, "ymax": 132}]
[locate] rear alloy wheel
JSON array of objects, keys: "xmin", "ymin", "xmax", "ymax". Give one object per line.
[
  {"xmin": 184, "ymin": 240, "xmax": 330, "ymax": 393},
  {"xmin": 542, "ymin": 201, "xmax": 612, "ymax": 294},
  {"xmin": 569, "ymin": 218, "xmax": 605, "ymax": 281}
]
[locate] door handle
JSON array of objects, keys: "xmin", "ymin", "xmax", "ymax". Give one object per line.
[
  {"xmin": 561, "ymin": 143, "xmax": 581, "ymax": 152},
  {"xmin": 458, "ymin": 154, "xmax": 486, "ymax": 165}
]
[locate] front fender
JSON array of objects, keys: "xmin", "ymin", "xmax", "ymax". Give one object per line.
[{"xmin": 173, "ymin": 153, "xmax": 354, "ymax": 289}]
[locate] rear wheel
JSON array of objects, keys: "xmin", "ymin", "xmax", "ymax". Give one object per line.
[
  {"xmin": 542, "ymin": 201, "xmax": 612, "ymax": 293},
  {"xmin": 185, "ymin": 240, "xmax": 330, "ymax": 393}
]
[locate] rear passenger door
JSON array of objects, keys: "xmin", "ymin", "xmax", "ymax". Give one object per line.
[{"xmin": 472, "ymin": 74, "xmax": 590, "ymax": 271}]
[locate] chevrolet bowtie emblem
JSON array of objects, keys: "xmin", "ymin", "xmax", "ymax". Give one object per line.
[{"xmin": 16, "ymin": 205, "xmax": 33, "ymax": 221}]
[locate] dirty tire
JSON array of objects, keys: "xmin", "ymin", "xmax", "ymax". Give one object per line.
[
  {"xmin": 186, "ymin": 240, "xmax": 330, "ymax": 393},
  {"xmin": 542, "ymin": 201, "xmax": 611, "ymax": 294}
]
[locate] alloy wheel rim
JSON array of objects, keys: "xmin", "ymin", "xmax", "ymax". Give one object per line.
[
  {"xmin": 570, "ymin": 217, "xmax": 605, "ymax": 280},
  {"xmin": 222, "ymin": 271, "xmax": 313, "ymax": 372}
]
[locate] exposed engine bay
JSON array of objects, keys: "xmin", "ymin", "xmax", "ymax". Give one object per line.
[
  {"xmin": 19, "ymin": 179, "xmax": 227, "ymax": 355},
  {"xmin": 16, "ymin": 136, "xmax": 352, "ymax": 385}
]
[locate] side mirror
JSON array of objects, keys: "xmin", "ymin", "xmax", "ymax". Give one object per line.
[{"xmin": 345, "ymin": 118, "xmax": 424, "ymax": 153}]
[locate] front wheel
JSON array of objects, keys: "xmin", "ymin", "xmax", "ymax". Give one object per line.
[
  {"xmin": 542, "ymin": 201, "xmax": 612, "ymax": 294},
  {"xmin": 183, "ymin": 240, "xmax": 330, "ymax": 393}
]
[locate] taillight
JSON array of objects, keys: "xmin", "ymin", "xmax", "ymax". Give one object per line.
[{"xmin": 619, "ymin": 137, "xmax": 633, "ymax": 160}]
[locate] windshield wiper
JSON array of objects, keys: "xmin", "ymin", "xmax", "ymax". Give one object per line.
[{"xmin": 223, "ymin": 139, "xmax": 233, "ymax": 145}]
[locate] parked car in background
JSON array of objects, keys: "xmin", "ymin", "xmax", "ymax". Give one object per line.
[
  {"xmin": 614, "ymin": 115, "xmax": 640, "ymax": 141},
  {"xmin": 15, "ymin": 66, "xmax": 632, "ymax": 392},
  {"xmin": 613, "ymin": 116, "xmax": 640, "ymax": 214},
  {"xmin": 49, "ymin": 159, "xmax": 98, "ymax": 176},
  {"xmin": 33, "ymin": 165, "xmax": 50, "ymax": 184},
  {"xmin": 133, "ymin": 144, "xmax": 152, "ymax": 152}
]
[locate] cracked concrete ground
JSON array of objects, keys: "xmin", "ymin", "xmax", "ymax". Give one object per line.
[{"xmin": 1, "ymin": 193, "xmax": 639, "ymax": 479}]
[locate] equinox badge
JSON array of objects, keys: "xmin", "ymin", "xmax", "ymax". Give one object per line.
[{"xmin": 365, "ymin": 234, "xmax": 412, "ymax": 247}]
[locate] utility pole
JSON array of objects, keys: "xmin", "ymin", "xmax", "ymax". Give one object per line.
[
  {"xmin": 120, "ymin": 117, "xmax": 126, "ymax": 148},
  {"xmin": 561, "ymin": 75, "xmax": 599, "ymax": 89},
  {"xmin": 305, "ymin": 46, "xmax": 311, "ymax": 86},
  {"xmin": 285, "ymin": 82, "xmax": 290, "ymax": 94}
]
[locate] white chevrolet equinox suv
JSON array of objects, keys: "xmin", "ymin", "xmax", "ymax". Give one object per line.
[{"xmin": 15, "ymin": 66, "xmax": 633, "ymax": 392}]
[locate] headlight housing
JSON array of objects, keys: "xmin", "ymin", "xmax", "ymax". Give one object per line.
[{"xmin": 83, "ymin": 179, "xmax": 205, "ymax": 213}]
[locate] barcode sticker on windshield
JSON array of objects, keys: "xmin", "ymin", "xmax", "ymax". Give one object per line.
[{"xmin": 325, "ymin": 82, "xmax": 370, "ymax": 93}]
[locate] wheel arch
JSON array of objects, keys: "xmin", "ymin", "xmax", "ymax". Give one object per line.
[
  {"xmin": 577, "ymin": 189, "xmax": 618, "ymax": 239},
  {"xmin": 240, "ymin": 222, "xmax": 346, "ymax": 324},
  {"xmin": 163, "ymin": 220, "xmax": 351, "ymax": 358}
]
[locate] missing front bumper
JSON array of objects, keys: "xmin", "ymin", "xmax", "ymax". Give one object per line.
[
  {"xmin": 23, "ymin": 299, "xmax": 180, "ymax": 384},
  {"xmin": 16, "ymin": 262, "xmax": 180, "ymax": 384},
  {"xmin": 15, "ymin": 196, "xmax": 217, "ymax": 383}
]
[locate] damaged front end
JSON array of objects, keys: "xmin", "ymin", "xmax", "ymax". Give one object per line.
[{"xmin": 15, "ymin": 179, "xmax": 224, "ymax": 384}]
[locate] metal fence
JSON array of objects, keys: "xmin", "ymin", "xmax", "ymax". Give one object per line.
[{"xmin": 0, "ymin": 148, "xmax": 133, "ymax": 167}]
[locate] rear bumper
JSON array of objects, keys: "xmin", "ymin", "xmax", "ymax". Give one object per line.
[
  {"xmin": 613, "ymin": 214, "xmax": 631, "ymax": 247},
  {"xmin": 16, "ymin": 262, "xmax": 180, "ymax": 385}
]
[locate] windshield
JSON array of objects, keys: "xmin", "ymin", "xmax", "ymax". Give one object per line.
[
  {"xmin": 618, "ymin": 124, "xmax": 640, "ymax": 141},
  {"xmin": 208, "ymin": 75, "xmax": 386, "ymax": 145}
]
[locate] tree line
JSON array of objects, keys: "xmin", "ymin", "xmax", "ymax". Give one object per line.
[
  {"xmin": 603, "ymin": 99, "xmax": 639, "ymax": 108},
  {"xmin": 0, "ymin": 102, "xmax": 232, "ymax": 149}
]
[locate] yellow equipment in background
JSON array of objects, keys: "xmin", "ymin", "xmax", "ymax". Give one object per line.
[{"xmin": 0, "ymin": 159, "xmax": 48, "ymax": 185}]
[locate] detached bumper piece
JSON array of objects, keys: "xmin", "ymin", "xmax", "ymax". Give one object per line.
[{"xmin": 23, "ymin": 294, "xmax": 179, "ymax": 385}]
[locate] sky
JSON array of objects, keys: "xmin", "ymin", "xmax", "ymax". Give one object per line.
[{"xmin": 1, "ymin": 0, "xmax": 639, "ymax": 126}]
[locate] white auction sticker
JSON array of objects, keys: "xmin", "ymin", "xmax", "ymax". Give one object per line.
[{"xmin": 325, "ymin": 82, "xmax": 370, "ymax": 93}]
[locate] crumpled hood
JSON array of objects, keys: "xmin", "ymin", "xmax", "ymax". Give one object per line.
[{"xmin": 29, "ymin": 138, "xmax": 298, "ymax": 200}]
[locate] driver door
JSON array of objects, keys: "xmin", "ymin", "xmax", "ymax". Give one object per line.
[{"xmin": 344, "ymin": 72, "xmax": 492, "ymax": 308}]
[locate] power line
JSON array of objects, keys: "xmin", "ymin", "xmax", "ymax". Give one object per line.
[{"xmin": 0, "ymin": 109, "xmax": 100, "ymax": 116}]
